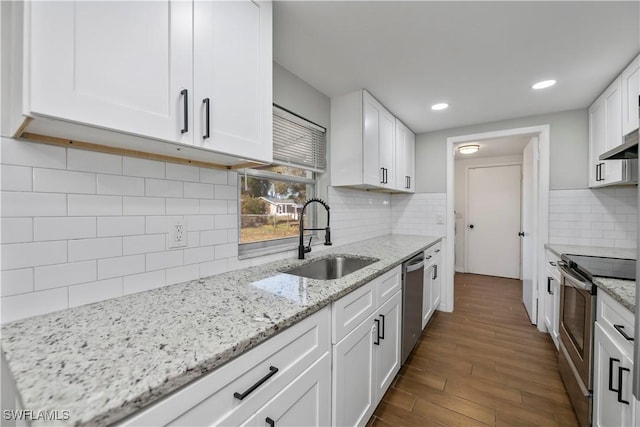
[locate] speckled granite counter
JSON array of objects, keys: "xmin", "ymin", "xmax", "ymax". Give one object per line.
[
  {"xmin": 545, "ymin": 243, "xmax": 636, "ymax": 312},
  {"xmin": 1, "ymin": 234, "xmax": 440, "ymax": 427}
]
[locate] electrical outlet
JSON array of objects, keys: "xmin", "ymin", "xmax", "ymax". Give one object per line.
[
  {"xmin": 436, "ymin": 215, "xmax": 445, "ymax": 225},
  {"xmin": 168, "ymin": 220, "xmax": 187, "ymax": 248}
]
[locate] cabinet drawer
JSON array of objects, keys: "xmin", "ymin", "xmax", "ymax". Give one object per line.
[
  {"xmin": 377, "ymin": 266, "xmax": 402, "ymax": 306},
  {"xmin": 120, "ymin": 306, "xmax": 330, "ymax": 427},
  {"xmin": 424, "ymin": 241, "xmax": 442, "ymax": 263},
  {"xmin": 597, "ymin": 291, "xmax": 634, "ymax": 356},
  {"xmin": 332, "ymin": 280, "xmax": 377, "ymax": 344}
]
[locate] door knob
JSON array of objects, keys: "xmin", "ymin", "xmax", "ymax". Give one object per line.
[
  {"xmin": 469, "ymin": 224, "xmax": 474, "ymax": 229},
  {"xmin": 518, "ymin": 232, "xmax": 525, "ymax": 237}
]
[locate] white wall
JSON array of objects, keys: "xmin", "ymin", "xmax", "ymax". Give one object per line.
[
  {"xmin": 454, "ymin": 154, "xmax": 523, "ymax": 271},
  {"xmin": 416, "ymin": 109, "xmax": 588, "ymax": 192}
]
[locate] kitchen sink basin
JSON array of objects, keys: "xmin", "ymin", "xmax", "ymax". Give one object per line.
[{"xmin": 283, "ymin": 255, "xmax": 379, "ymax": 280}]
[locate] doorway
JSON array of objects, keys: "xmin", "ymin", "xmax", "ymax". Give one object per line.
[{"xmin": 444, "ymin": 125, "xmax": 550, "ymax": 332}]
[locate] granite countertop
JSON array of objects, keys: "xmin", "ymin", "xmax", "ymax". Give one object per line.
[
  {"xmin": 545, "ymin": 243, "xmax": 636, "ymax": 312},
  {"xmin": 1, "ymin": 234, "xmax": 440, "ymax": 427}
]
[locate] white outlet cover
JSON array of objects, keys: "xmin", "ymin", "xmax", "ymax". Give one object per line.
[{"xmin": 168, "ymin": 220, "xmax": 187, "ymax": 248}]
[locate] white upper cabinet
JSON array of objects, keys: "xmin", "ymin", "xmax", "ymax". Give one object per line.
[
  {"xmin": 28, "ymin": 1, "xmax": 193, "ymax": 145},
  {"xmin": 394, "ymin": 119, "xmax": 415, "ymax": 193},
  {"xmin": 194, "ymin": 1, "xmax": 272, "ymax": 162},
  {"xmin": 8, "ymin": 0, "xmax": 273, "ymax": 166},
  {"xmin": 621, "ymin": 55, "xmax": 639, "ymax": 136},
  {"xmin": 331, "ymin": 89, "xmax": 399, "ymax": 191},
  {"xmin": 588, "ymin": 76, "xmax": 632, "ymax": 187}
]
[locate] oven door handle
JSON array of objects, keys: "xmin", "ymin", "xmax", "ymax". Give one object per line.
[{"xmin": 558, "ymin": 261, "xmax": 593, "ymax": 293}]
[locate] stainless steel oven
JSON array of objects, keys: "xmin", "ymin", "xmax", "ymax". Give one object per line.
[{"xmin": 558, "ymin": 259, "xmax": 596, "ymax": 427}]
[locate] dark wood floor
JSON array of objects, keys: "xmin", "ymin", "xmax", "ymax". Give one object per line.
[{"xmin": 369, "ymin": 273, "xmax": 579, "ymax": 427}]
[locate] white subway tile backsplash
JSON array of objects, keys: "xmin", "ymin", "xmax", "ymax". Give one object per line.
[
  {"xmin": 1, "ymin": 287, "xmax": 68, "ymax": 323},
  {"xmin": 214, "ymin": 214, "xmax": 236, "ymax": 230},
  {"xmin": 145, "ymin": 178, "xmax": 183, "ymax": 198},
  {"xmin": 187, "ymin": 215, "xmax": 215, "ymax": 231},
  {"xmin": 34, "ymin": 217, "xmax": 96, "ymax": 241},
  {"xmin": 2, "ymin": 241, "xmax": 67, "ymax": 270},
  {"xmin": 123, "ymin": 197, "xmax": 164, "ymax": 216},
  {"xmin": 34, "ymin": 261, "xmax": 96, "ymax": 291},
  {"xmin": 145, "ymin": 216, "xmax": 181, "ymax": 234},
  {"xmin": 97, "ymin": 216, "xmax": 145, "ymax": 237},
  {"xmin": 166, "ymin": 264, "xmax": 200, "ymax": 284},
  {"xmin": 199, "ymin": 259, "xmax": 227, "ymax": 278},
  {"xmin": 166, "ymin": 163, "xmax": 199, "ymax": 182},
  {"xmin": 68, "ymin": 237, "xmax": 123, "ymax": 262},
  {"xmin": 1, "ymin": 165, "xmax": 32, "ymax": 191},
  {"xmin": 215, "ymin": 243, "xmax": 238, "ymax": 260},
  {"xmin": 68, "ymin": 194, "xmax": 122, "ymax": 216},
  {"xmin": 33, "ymin": 169, "xmax": 96, "ymax": 194},
  {"xmin": 227, "ymin": 229, "xmax": 238, "ymax": 243},
  {"xmin": 187, "ymin": 231, "xmax": 200, "ymax": 247},
  {"xmin": 215, "ymin": 185, "xmax": 237, "ymax": 200},
  {"xmin": 123, "ymin": 234, "xmax": 165, "ymax": 255},
  {"xmin": 146, "ymin": 250, "xmax": 183, "ymax": 272},
  {"xmin": 184, "ymin": 246, "xmax": 215, "ymax": 265},
  {"xmin": 97, "ymin": 174, "xmax": 145, "ymax": 196},
  {"xmin": 166, "ymin": 198, "xmax": 200, "ymax": 215},
  {"xmin": 69, "ymin": 278, "xmax": 123, "ymax": 308},
  {"xmin": 122, "ymin": 157, "xmax": 165, "ymax": 179},
  {"xmin": 200, "ymin": 199, "xmax": 228, "ymax": 215},
  {"xmin": 184, "ymin": 182, "xmax": 214, "ymax": 199},
  {"xmin": 1, "ymin": 268, "xmax": 34, "ymax": 296},
  {"xmin": 123, "ymin": 270, "xmax": 166, "ymax": 295},
  {"xmin": 201, "ymin": 230, "xmax": 227, "ymax": 246},
  {"xmin": 1, "ymin": 218, "xmax": 33, "ymax": 243},
  {"xmin": 199, "ymin": 168, "xmax": 228, "ymax": 185},
  {"xmin": 227, "ymin": 200, "xmax": 238, "ymax": 215},
  {"xmin": 2, "ymin": 192, "xmax": 67, "ymax": 216},
  {"xmin": 98, "ymin": 255, "xmax": 145, "ymax": 280},
  {"xmin": 1, "ymin": 138, "xmax": 66, "ymax": 169},
  {"xmin": 68, "ymin": 149, "xmax": 122, "ymax": 175}
]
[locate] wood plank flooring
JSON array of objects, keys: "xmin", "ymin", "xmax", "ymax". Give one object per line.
[{"xmin": 369, "ymin": 273, "xmax": 579, "ymax": 427}]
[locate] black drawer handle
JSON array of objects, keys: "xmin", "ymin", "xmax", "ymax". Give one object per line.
[
  {"xmin": 609, "ymin": 357, "xmax": 620, "ymax": 392},
  {"xmin": 233, "ymin": 366, "xmax": 278, "ymax": 400},
  {"xmin": 549, "ymin": 261, "xmax": 557, "ymax": 266},
  {"xmin": 618, "ymin": 366, "xmax": 630, "ymax": 405},
  {"xmin": 379, "ymin": 314, "xmax": 385, "ymax": 340},
  {"xmin": 374, "ymin": 319, "xmax": 380, "ymax": 345},
  {"xmin": 547, "ymin": 277, "xmax": 553, "ymax": 295},
  {"xmin": 433, "ymin": 264, "xmax": 438, "ymax": 280},
  {"xmin": 180, "ymin": 89, "xmax": 189, "ymax": 134},
  {"xmin": 203, "ymin": 98, "xmax": 210, "ymax": 139},
  {"xmin": 266, "ymin": 417, "xmax": 275, "ymax": 427},
  {"xmin": 614, "ymin": 324, "xmax": 634, "ymax": 341}
]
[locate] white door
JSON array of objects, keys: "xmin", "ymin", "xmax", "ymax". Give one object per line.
[
  {"xmin": 194, "ymin": 0, "xmax": 272, "ymax": 163},
  {"xmin": 332, "ymin": 314, "xmax": 376, "ymax": 427},
  {"xmin": 522, "ymin": 138, "xmax": 537, "ymax": 323},
  {"xmin": 255, "ymin": 353, "xmax": 331, "ymax": 427},
  {"xmin": 28, "ymin": 1, "xmax": 193, "ymax": 144},
  {"xmin": 466, "ymin": 165, "xmax": 521, "ymax": 279},
  {"xmin": 374, "ymin": 292, "xmax": 402, "ymax": 405}
]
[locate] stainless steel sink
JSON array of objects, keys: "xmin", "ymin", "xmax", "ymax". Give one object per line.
[{"xmin": 283, "ymin": 255, "xmax": 378, "ymax": 280}]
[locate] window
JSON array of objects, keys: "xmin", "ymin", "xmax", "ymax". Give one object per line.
[{"xmin": 239, "ymin": 106, "xmax": 326, "ymax": 254}]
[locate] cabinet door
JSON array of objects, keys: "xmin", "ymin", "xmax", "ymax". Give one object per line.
[
  {"xmin": 422, "ymin": 263, "xmax": 433, "ymax": 329},
  {"xmin": 332, "ymin": 313, "xmax": 376, "ymax": 427},
  {"xmin": 363, "ymin": 92, "xmax": 383, "ymax": 187},
  {"xmin": 594, "ymin": 324, "xmax": 634, "ymax": 427},
  {"xmin": 589, "ymin": 97, "xmax": 607, "ymax": 187},
  {"xmin": 406, "ymin": 129, "xmax": 416, "ymax": 192},
  {"xmin": 194, "ymin": 0, "xmax": 272, "ymax": 163},
  {"xmin": 255, "ymin": 353, "xmax": 331, "ymax": 427},
  {"xmin": 395, "ymin": 121, "xmax": 407, "ymax": 190},
  {"xmin": 374, "ymin": 291, "xmax": 402, "ymax": 405},
  {"xmin": 431, "ymin": 260, "xmax": 442, "ymax": 312},
  {"xmin": 379, "ymin": 109, "xmax": 395, "ymax": 189},
  {"xmin": 621, "ymin": 55, "xmax": 639, "ymax": 136},
  {"xmin": 28, "ymin": 1, "xmax": 192, "ymax": 145}
]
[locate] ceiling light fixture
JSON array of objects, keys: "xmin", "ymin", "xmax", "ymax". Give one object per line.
[
  {"xmin": 457, "ymin": 144, "xmax": 479, "ymax": 155},
  {"xmin": 532, "ymin": 80, "xmax": 556, "ymax": 90},
  {"xmin": 431, "ymin": 103, "xmax": 449, "ymax": 111}
]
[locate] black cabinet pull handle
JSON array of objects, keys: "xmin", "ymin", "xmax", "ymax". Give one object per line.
[
  {"xmin": 547, "ymin": 277, "xmax": 553, "ymax": 295},
  {"xmin": 266, "ymin": 417, "xmax": 275, "ymax": 427},
  {"xmin": 614, "ymin": 324, "xmax": 634, "ymax": 341},
  {"xmin": 549, "ymin": 261, "xmax": 557, "ymax": 266},
  {"xmin": 233, "ymin": 366, "xmax": 278, "ymax": 400},
  {"xmin": 380, "ymin": 167, "xmax": 385, "ymax": 184},
  {"xmin": 618, "ymin": 366, "xmax": 630, "ymax": 405},
  {"xmin": 435, "ymin": 249, "xmax": 440, "ymax": 253},
  {"xmin": 408, "ymin": 176, "xmax": 411, "ymax": 188},
  {"xmin": 433, "ymin": 264, "xmax": 438, "ymax": 280},
  {"xmin": 374, "ymin": 319, "xmax": 380, "ymax": 345},
  {"xmin": 379, "ymin": 314, "xmax": 385, "ymax": 340},
  {"xmin": 203, "ymin": 98, "xmax": 210, "ymax": 139},
  {"xmin": 180, "ymin": 89, "xmax": 189, "ymax": 134},
  {"xmin": 609, "ymin": 357, "xmax": 620, "ymax": 392}
]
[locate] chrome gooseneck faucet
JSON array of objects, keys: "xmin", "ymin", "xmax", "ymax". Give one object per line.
[{"xmin": 298, "ymin": 198, "xmax": 332, "ymax": 259}]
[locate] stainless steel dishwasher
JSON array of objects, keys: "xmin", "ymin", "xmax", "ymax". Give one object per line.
[{"xmin": 401, "ymin": 252, "xmax": 425, "ymax": 364}]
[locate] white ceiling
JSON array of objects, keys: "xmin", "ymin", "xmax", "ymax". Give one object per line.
[
  {"xmin": 454, "ymin": 135, "xmax": 532, "ymax": 159},
  {"xmin": 273, "ymin": 1, "xmax": 640, "ymax": 134}
]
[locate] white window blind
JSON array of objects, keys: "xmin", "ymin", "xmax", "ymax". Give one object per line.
[{"xmin": 273, "ymin": 105, "xmax": 327, "ymax": 172}]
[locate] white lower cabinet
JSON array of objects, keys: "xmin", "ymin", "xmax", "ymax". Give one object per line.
[
  {"xmin": 543, "ymin": 250, "xmax": 560, "ymax": 350},
  {"xmin": 422, "ymin": 243, "xmax": 442, "ymax": 329},
  {"xmin": 332, "ymin": 266, "xmax": 403, "ymax": 427}
]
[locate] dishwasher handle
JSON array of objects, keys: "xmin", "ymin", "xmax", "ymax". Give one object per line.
[{"xmin": 405, "ymin": 260, "xmax": 425, "ymax": 273}]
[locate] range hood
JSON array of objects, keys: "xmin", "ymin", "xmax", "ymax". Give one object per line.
[{"xmin": 600, "ymin": 129, "xmax": 639, "ymax": 160}]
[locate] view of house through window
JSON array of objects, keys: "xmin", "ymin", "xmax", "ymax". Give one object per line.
[{"xmin": 239, "ymin": 166, "xmax": 316, "ymax": 244}]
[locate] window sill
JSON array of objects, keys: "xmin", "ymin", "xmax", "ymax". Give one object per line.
[{"xmin": 238, "ymin": 239, "xmax": 330, "ymax": 261}]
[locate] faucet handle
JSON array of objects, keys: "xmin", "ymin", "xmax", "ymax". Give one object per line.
[
  {"xmin": 324, "ymin": 227, "xmax": 332, "ymax": 246},
  {"xmin": 305, "ymin": 236, "xmax": 312, "ymax": 253}
]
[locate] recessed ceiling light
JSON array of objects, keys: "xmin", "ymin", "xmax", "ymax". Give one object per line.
[
  {"xmin": 431, "ymin": 103, "xmax": 449, "ymax": 111},
  {"xmin": 457, "ymin": 144, "xmax": 479, "ymax": 154},
  {"xmin": 532, "ymin": 80, "xmax": 556, "ymax": 90}
]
